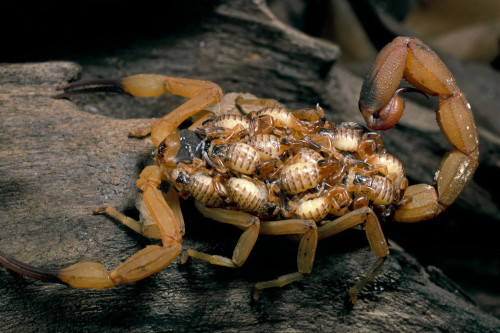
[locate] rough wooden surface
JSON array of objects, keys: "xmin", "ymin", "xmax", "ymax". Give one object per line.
[{"xmin": 1, "ymin": 0, "xmax": 500, "ymax": 331}]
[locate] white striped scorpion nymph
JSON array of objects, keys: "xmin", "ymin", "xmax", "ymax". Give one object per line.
[{"xmin": 0, "ymin": 37, "xmax": 479, "ymax": 304}]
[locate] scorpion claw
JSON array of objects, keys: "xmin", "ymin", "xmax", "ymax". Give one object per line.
[
  {"xmin": 55, "ymin": 79, "xmax": 127, "ymax": 98},
  {"xmin": 0, "ymin": 249, "xmax": 62, "ymax": 284}
]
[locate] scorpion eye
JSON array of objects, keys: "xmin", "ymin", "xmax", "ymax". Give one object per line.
[
  {"xmin": 202, "ymin": 140, "xmax": 211, "ymax": 155},
  {"xmin": 317, "ymin": 159, "xmax": 328, "ymax": 167},
  {"xmin": 210, "ymin": 144, "xmax": 221, "ymax": 157},
  {"xmin": 193, "ymin": 127, "xmax": 207, "ymax": 138},
  {"xmin": 157, "ymin": 140, "xmax": 167, "ymax": 159},
  {"xmin": 175, "ymin": 172, "xmax": 188, "ymax": 184},
  {"xmin": 266, "ymin": 202, "xmax": 278, "ymax": 216},
  {"xmin": 201, "ymin": 117, "xmax": 216, "ymax": 126},
  {"xmin": 353, "ymin": 173, "xmax": 370, "ymax": 185}
]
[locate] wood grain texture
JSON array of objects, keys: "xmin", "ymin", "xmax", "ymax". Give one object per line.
[{"xmin": 1, "ymin": 0, "xmax": 499, "ymax": 331}]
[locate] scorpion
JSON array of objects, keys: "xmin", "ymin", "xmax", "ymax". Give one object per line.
[{"xmin": 0, "ymin": 37, "xmax": 478, "ymax": 304}]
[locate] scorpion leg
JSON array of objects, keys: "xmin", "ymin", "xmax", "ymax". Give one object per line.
[
  {"xmin": 94, "ymin": 186, "xmax": 184, "ymax": 240},
  {"xmin": 360, "ymin": 37, "xmax": 479, "ymax": 218},
  {"xmin": 253, "ymin": 218, "xmax": 318, "ymax": 300},
  {"xmin": 59, "ymin": 74, "xmax": 222, "ymax": 146},
  {"xmin": 181, "ymin": 200, "xmax": 260, "ymax": 268},
  {"xmin": 235, "ymin": 96, "xmax": 279, "ymax": 114},
  {"xmin": 93, "ymin": 205, "xmax": 160, "ymax": 239},
  {"xmin": 317, "ymin": 206, "xmax": 389, "ymax": 304}
]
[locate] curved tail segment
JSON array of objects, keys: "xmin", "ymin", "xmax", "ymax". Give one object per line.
[{"xmin": 359, "ymin": 36, "xmax": 479, "ymax": 220}]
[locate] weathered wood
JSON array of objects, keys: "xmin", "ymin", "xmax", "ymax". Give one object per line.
[{"xmin": 1, "ymin": 0, "xmax": 500, "ymax": 331}]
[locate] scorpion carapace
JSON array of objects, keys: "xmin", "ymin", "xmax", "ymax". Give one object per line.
[{"xmin": 0, "ymin": 37, "xmax": 478, "ymax": 304}]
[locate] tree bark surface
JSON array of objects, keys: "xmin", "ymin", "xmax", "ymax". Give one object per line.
[{"xmin": 1, "ymin": 0, "xmax": 499, "ymax": 331}]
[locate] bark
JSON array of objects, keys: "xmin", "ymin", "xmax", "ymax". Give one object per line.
[{"xmin": 1, "ymin": 0, "xmax": 499, "ymax": 331}]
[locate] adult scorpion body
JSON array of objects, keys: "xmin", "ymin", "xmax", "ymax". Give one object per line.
[{"xmin": 0, "ymin": 37, "xmax": 478, "ymax": 304}]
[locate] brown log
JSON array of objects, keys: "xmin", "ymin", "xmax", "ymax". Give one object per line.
[{"xmin": 1, "ymin": 0, "xmax": 499, "ymax": 331}]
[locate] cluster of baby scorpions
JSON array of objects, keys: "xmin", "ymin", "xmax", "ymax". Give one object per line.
[
  {"xmin": 0, "ymin": 37, "xmax": 478, "ymax": 304},
  {"xmin": 162, "ymin": 103, "xmax": 411, "ymax": 302}
]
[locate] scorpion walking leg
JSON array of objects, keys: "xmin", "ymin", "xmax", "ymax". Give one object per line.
[
  {"xmin": 94, "ymin": 187, "xmax": 184, "ymax": 240},
  {"xmin": 317, "ymin": 206, "xmax": 389, "ymax": 304},
  {"xmin": 181, "ymin": 200, "xmax": 260, "ymax": 268},
  {"xmin": 94, "ymin": 206, "xmax": 147, "ymax": 237},
  {"xmin": 253, "ymin": 219, "xmax": 318, "ymax": 300}
]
